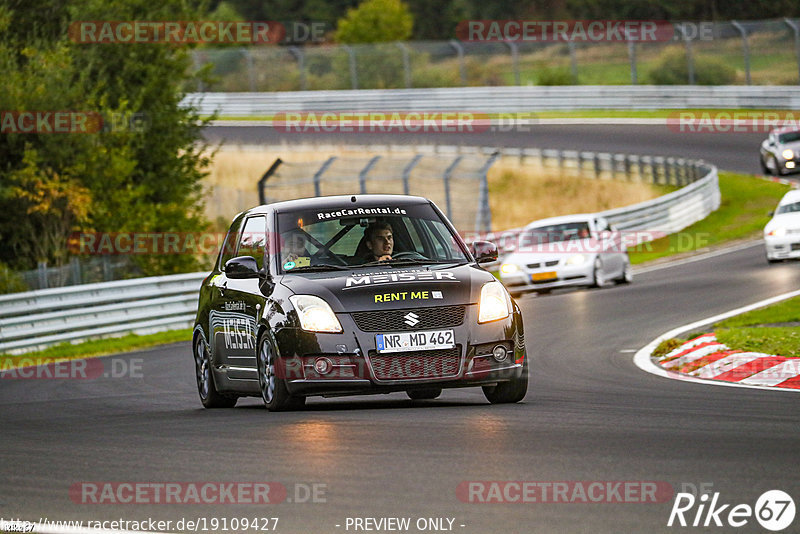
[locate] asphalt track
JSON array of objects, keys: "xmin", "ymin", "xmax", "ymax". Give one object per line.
[{"xmin": 2, "ymin": 125, "xmax": 800, "ymax": 534}]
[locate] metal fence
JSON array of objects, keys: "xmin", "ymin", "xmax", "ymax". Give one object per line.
[
  {"xmin": 0, "ymin": 145, "xmax": 716, "ymax": 353},
  {"xmin": 16, "ymin": 256, "xmax": 143, "ymax": 292},
  {"xmin": 183, "ymin": 86, "xmax": 800, "ymax": 116},
  {"xmin": 191, "ymin": 18, "xmax": 800, "ymax": 92},
  {"xmin": 0, "ymin": 273, "xmax": 204, "ymax": 354},
  {"xmin": 257, "ymin": 147, "xmax": 496, "ymax": 233}
]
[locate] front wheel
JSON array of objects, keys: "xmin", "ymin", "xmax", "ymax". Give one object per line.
[
  {"xmin": 760, "ymin": 156, "xmax": 770, "ymax": 175},
  {"xmin": 617, "ymin": 258, "xmax": 633, "ymax": 284},
  {"xmin": 482, "ymin": 359, "xmax": 528, "ymax": 404},
  {"xmin": 194, "ymin": 334, "xmax": 237, "ymax": 408},
  {"xmin": 591, "ymin": 258, "xmax": 606, "ymax": 288},
  {"xmin": 257, "ymin": 335, "xmax": 305, "ymax": 412}
]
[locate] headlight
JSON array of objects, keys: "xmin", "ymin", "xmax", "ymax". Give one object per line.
[
  {"xmin": 565, "ymin": 254, "xmax": 586, "ymax": 266},
  {"xmin": 782, "ymin": 149, "xmax": 794, "ymax": 160},
  {"xmin": 478, "ymin": 281, "xmax": 511, "ymax": 323},
  {"xmin": 500, "ymin": 263, "xmax": 519, "ymax": 274},
  {"xmin": 767, "ymin": 227, "xmax": 787, "ymax": 237},
  {"xmin": 289, "ymin": 295, "xmax": 343, "ymax": 333}
]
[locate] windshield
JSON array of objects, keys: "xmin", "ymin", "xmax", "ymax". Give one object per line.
[
  {"xmin": 778, "ymin": 131, "xmax": 800, "ymax": 144},
  {"xmin": 521, "ymin": 222, "xmax": 591, "ymax": 245},
  {"xmin": 275, "ymin": 202, "xmax": 469, "ymax": 273},
  {"xmin": 777, "ymin": 201, "xmax": 800, "ymax": 215}
]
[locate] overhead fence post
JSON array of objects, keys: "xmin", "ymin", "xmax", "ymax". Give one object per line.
[
  {"xmin": 359, "ymin": 156, "xmax": 381, "ymax": 194},
  {"xmin": 313, "ymin": 157, "xmax": 337, "ymax": 197},
  {"xmin": 342, "ymin": 45, "xmax": 358, "ymax": 89},
  {"xmin": 288, "ymin": 46, "xmax": 307, "ymax": 91},
  {"xmin": 395, "ymin": 42, "xmax": 412, "ymax": 88},
  {"xmin": 676, "ymin": 24, "xmax": 696, "ymax": 85},
  {"xmin": 476, "ymin": 151, "xmax": 499, "ymax": 233},
  {"xmin": 731, "ymin": 21, "xmax": 752, "ymax": 85},
  {"xmin": 442, "ymin": 156, "xmax": 463, "ymax": 220},
  {"xmin": 784, "ymin": 18, "xmax": 800, "ymax": 84},
  {"xmin": 258, "ymin": 158, "xmax": 283, "ymax": 204},
  {"xmin": 402, "ymin": 154, "xmax": 422, "ymax": 195},
  {"xmin": 568, "ymin": 41, "xmax": 578, "ymax": 83},
  {"xmin": 626, "ymin": 28, "xmax": 638, "ymax": 85},
  {"xmin": 240, "ymin": 48, "xmax": 256, "ymax": 92},
  {"xmin": 449, "ymin": 40, "xmax": 467, "ymax": 85},
  {"xmin": 505, "ymin": 41, "xmax": 520, "ymax": 85}
]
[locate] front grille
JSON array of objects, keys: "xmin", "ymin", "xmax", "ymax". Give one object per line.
[
  {"xmin": 545, "ymin": 260, "xmax": 559, "ymax": 267},
  {"xmin": 527, "ymin": 262, "xmax": 540, "ymax": 269},
  {"xmin": 367, "ymin": 346, "xmax": 461, "ymax": 380},
  {"xmin": 352, "ymin": 305, "xmax": 465, "ymax": 332}
]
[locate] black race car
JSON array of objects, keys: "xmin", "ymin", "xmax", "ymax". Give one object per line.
[{"xmin": 192, "ymin": 194, "xmax": 528, "ymax": 411}]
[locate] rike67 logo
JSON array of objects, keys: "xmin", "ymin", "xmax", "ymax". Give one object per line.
[{"xmin": 668, "ymin": 489, "xmax": 795, "ymax": 531}]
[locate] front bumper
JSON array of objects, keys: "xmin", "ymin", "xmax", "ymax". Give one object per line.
[
  {"xmin": 274, "ymin": 304, "xmax": 525, "ymax": 397},
  {"xmin": 500, "ymin": 263, "xmax": 593, "ymax": 292},
  {"xmin": 765, "ymin": 235, "xmax": 800, "ymax": 260}
]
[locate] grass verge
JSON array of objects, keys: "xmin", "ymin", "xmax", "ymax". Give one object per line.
[
  {"xmin": 0, "ymin": 329, "xmax": 192, "ymax": 369},
  {"xmin": 628, "ymin": 171, "xmax": 790, "ymax": 264},
  {"xmin": 714, "ymin": 296, "xmax": 800, "ymax": 358}
]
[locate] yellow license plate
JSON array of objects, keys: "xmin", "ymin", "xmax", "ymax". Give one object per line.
[{"xmin": 531, "ymin": 271, "xmax": 557, "ymax": 282}]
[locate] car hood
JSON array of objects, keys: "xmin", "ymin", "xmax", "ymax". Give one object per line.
[
  {"xmin": 503, "ymin": 244, "xmax": 598, "ymax": 265},
  {"xmin": 780, "ymin": 140, "xmax": 800, "ymax": 153},
  {"xmin": 765, "ymin": 212, "xmax": 800, "ymax": 232},
  {"xmin": 278, "ymin": 263, "xmax": 494, "ymax": 312}
]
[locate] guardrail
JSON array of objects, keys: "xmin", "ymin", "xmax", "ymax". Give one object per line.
[
  {"xmin": 0, "ymin": 146, "xmax": 718, "ymax": 355},
  {"xmin": 458, "ymin": 146, "xmax": 718, "ymax": 263},
  {"xmin": 182, "ymin": 86, "xmax": 800, "ymax": 115},
  {"xmin": 0, "ymin": 273, "xmax": 205, "ymax": 354}
]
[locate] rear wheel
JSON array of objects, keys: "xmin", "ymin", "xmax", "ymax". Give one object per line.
[
  {"xmin": 482, "ymin": 359, "xmax": 528, "ymax": 404},
  {"xmin": 194, "ymin": 334, "xmax": 237, "ymax": 408},
  {"xmin": 257, "ymin": 334, "xmax": 305, "ymax": 412},
  {"xmin": 407, "ymin": 388, "xmax": 442, "ymax": 400}
]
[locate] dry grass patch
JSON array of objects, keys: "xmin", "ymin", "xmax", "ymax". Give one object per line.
[
  {"xmin": 487, "ymin": 159, "xmax": 670, "ymax": 230},
  {"xmin": 205, "ymin": 146, "xmax": 672, "ymax": 232}
]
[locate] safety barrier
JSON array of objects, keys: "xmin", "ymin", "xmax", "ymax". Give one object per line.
[{"xmin": 0, "ymin": 146, "xmax": 718, "ymax": 354}]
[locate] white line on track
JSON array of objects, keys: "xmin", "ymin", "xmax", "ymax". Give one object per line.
[{"xmin": 633, "ymin": 288, "xmax": 800, "ymax": 393}]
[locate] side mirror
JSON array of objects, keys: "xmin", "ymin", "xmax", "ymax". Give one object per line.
[
  {"xmin": 768, "ymin": 210, "xmax": 775, "ymax": 217},
  {"xmin": 225, "ymin": 256, "xmax": 259, "ymax": 279},
  {"xmin": 471, "ymin": 241, "xmax": 498, "ymax": 264}
]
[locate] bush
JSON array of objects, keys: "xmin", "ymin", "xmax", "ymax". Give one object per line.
[
  {"xmin": 536, "ymin": 66, "xmax": 575, "ymax": 86},
  {"xmin": 647, "ymin": 47, "xmax": 736, "ymax": 85},
  {"xmin": 0, "ymin": 262, "xmax": 28, "ymax": 294}
]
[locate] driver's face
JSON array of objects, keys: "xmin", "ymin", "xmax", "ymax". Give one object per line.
[{"xmin": 368, "ymin": 229, "xmax": 393, "ymax": 257}]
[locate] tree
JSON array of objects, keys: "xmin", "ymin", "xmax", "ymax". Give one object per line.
[
  {"xmin": 0, "ymin": 0, "xmax": 214, "ymax": 276},
  {"xmin": 335, "ymin": 0, "xmax": 413, "ymax": 44}
]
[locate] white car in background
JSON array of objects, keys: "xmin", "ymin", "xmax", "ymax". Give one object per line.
[
  {"xmin": 764, "ymin": 189, "xmax": 800, "ymax": 263},
  {"xmin": 498, "ymin": 214, "xmax": 632, "ymax": 296}
]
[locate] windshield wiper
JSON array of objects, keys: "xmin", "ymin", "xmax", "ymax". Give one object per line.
[
  {"xmin": 356, "ymin": 258, "xmax": 463, "ymax": 267},
  {"xmin": 286, "ymin": 264, "xmax": 351, "ymax": 272}
]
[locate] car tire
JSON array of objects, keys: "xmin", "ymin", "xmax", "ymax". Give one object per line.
[
  {"xmin": 407, "ymin": 388, "xmax": 442, "ymax": 400},
  {"xmin": 257, "ymin": 334, "xmax": 305, "ymax": 412},
  {"xmin": 591, "ymin": 258, "xmax": 606, "ymax": 288},
  {"xmin": 482, "ymin": 358, "xmax": 528, "ymax": 404},
  {"xmin": 194, "ymin": 334, "xmax": 237, "ymax": 409},
  {"xmin": 760, "ymin": 156, "xmax": 771, "ymax": 175},
  {"xmin": 617, "ymin": 258, "xmax": 633, "ymax": 284}
]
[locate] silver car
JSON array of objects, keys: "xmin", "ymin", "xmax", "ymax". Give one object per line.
[
  {"xmin": 760, "ymin": 127, "xmax": 800, "ymax": 176},
  {"xmin": 498, "ymin": 214, "xmax": 632, "ymax": 296}
]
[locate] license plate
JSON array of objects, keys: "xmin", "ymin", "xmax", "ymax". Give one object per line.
[
  {"xmin": 376, "ymin": 330, "xmax": 455, "ymax": 353},
  {"xmin": 532, "ymin": 271, "xmax": 557, "ymax": 282}
]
